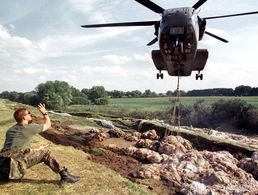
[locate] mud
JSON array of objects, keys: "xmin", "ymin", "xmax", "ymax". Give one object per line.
[
  {"xmin": 40, "ymin": 119, "xmax": 258, "ymax": 195},
  {"xmin": 40, "ymin": 120, "xmax": 180, "ymax": 194}
]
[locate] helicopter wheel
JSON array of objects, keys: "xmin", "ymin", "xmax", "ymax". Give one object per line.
[
  {"xmin": 157, "ymin": 72, "xmax": 164, "ymax": 79},
  {"xmin": 196, "ymin": 73, "xmax": 203, "ymax": 80},
  {"xmin": 160, "ymin": 73, "xmax": 164, "ymax": 79}
]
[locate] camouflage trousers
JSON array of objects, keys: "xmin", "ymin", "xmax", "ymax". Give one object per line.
[
  {"xmin": 24, "ymin": 146, "xmax": 63, "ymax": 173},
  {"xmin": 0, "ymin": 146, "xmax": 63, "ymax": 180}
]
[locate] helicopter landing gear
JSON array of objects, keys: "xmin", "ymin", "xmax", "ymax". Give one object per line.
[
  {"xmin": 157, "ymin": 71, "xmax": 164, "ymax": 79},
  {"xmin": 196, "ymin": 71, "xmax": 203, "ymax": 80}
]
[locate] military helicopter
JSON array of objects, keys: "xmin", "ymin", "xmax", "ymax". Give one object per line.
[{"xmin": 81, "ymin": 0, "xmax": 258, "ymax": 80}]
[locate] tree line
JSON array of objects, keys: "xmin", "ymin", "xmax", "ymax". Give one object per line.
[
  {"xmin": 108, "ymin": 85, "xmax": 258, "ymax": 98},
  {"xmin": 0, "ymin": 80, "xmax": 257, "ymax": 109},
  {"xmin": 186, "ymin": 86, "xmax": 258, "ymax": 96},
  {"xmin": 0, "ymin": 81, "xmax": 109, "ymax": 109}
]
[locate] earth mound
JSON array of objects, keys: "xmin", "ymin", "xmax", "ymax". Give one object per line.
[{"xmin": 41, "ymin": 117, "xmax": 258, "ymax": 195}]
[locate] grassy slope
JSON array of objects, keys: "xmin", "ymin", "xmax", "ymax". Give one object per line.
[{"xmin": 0, "ymin": 99, "xmax": 153, "ymax": 195}]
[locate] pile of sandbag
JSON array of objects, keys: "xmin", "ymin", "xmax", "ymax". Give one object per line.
[
  {"xmin": 237, "ymin": 151, "xmax": 258, "ymax": 180},
  {"xmin": 184, "ymin": 126, "xmax": 258, "ymax": 149},
  {"xmin": 123, "ymin": 130, "xmax": 258, "ymax": 194}
]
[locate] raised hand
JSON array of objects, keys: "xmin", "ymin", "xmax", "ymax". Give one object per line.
[{"xmin": 37, "ymin": 103, "xmax": 47, "ymax": 115}]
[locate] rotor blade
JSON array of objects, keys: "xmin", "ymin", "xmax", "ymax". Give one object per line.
[
  {"xmin": 204, "ymin": 11, "xmax": 258, "ymax": 20},
  {"xmin": 147, "ymin": 37, "xmax": 158, "ymax": 46},
  {"xmin": 135, "ymin": 0, "xmax": 164, "ymax": 14},
  {"xmin": 192, "ymin": 0, "xmax": 207, "ymax": 10},
  {"xmin": 205, "ymin": 31, "xmax": 228, "ymax": 43},
  {"xmin": 81, "ymin": 21, "xmax": 158, "ymax": 28}
]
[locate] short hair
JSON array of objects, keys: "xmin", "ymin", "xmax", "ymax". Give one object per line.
[{"xmin": 13, "ymin": 108, "xmax": 28, "ymax": 123}]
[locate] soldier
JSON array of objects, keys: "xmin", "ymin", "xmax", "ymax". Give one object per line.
[{"xmin": 0, "ymin": 103, "xmax": 80, "ymax": 183}]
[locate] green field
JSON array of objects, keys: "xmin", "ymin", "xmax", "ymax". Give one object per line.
[
  {"xmin": 65, "ymin": 96, "xmax": 258, "ymax": 120},
  {"xmin": 109, "ymin": 96, "xmax": 258, "ymax": 110}
]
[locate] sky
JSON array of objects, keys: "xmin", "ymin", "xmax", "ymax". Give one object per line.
[{"xmin": 0, "ymin": 0, "xmax": 258, "ymax": 93}]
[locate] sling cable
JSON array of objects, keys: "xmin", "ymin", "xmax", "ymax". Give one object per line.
[
  {"xmin": 171, "ymin": 72, "xmax": 181, "ymax": 133},
  {"xmin": 165, "ymin": 69, "xmax": 182, "ymax": 137}
]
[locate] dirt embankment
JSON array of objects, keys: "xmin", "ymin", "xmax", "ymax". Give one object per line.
[{"xmin": 40, "ymin": 117, "xmax": 258, "ymax": 195}]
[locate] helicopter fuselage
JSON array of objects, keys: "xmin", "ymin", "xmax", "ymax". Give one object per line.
[
  {"xmin": 152, "ymin": 7, "xmax": 208, "ymax": 79},
  {"xmin": 82, "ymin": 0, "xmax": 258, "ymax": 80}
]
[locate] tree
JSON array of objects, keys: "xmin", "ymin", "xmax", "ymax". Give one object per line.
[
  {"xmin": 151, "ymin": 91, "xmax": 158, "ymax": 97},
  {"xmin": 18, "ymin": 91, "xmax": 38, "ymax": 105},
  {"xmin": 0, "ymin": 91, "xmax": 10, "ymax": 99},
  {"xmin": 71, "ymin": 96, "xmax": 90, "ymax": 105},
  {"xmin": 0, "ymin": 90, "xmax": 39, "ymax": 105},
  {"xmin": 71, "ymin": 87, "xmax": 89, "ymax": 105},
  {"xmin": 8, "ymin": 92, "xmax": 20, "ymax": 102},
  {"xmin": 125, "ymin": 90, "xmax": 142, "ymax": 98},
  {"xmin": 177, "ymin": 90, "xmax": 186, "ymax": 96},
  {"xmin": 186, "ymin": 88, "xmax": 234, "ymax": 96},
  {"xmin": 43, "ymin": 93, "xmax": 64, "ymax": 110},
  {"xmin": 132, "ymin": 90, "xmax": 142, "ymax": 97},
  {"xmin": 215, "ymin": 88, "xmax": 234, "ymax": 96},
  {"xmin": 81, "ymin": 88, "xmax": 90, "ymax": 97},
  {"xmin": 158, "ymin": 93, "xmax": 166, "ymax": 97},
  {"xmin": 108, "ymin": 90, "xmax": 125, "ymax": 98},
  {"xmin": 234, "ymin": 85, "xmax": 252, "ymax": 96},
  {"xmin": 88, "ymin": 86, "xmax": 108, "ymax": 104},
  {"xmin": 36, "ymin": 81, "xmax": 72, "ymax": 109},
  {"xmin": 250, "ymin": 87, "xmax": 258, "ymax": 96},
  {"xmin": 166, "ymin": 90, "xmax": 174, "ymax": 96},
  {"xmin": 143, "ymin": 89, "xmax": 152, "ymax": 97}
]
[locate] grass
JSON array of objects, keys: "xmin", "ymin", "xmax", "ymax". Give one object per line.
[
  {"xmin": 110, "ymin": 96, "xmax": 258, "ymax": 109},
  {"xmin": 65, "ymin": 96, "xmax": 258, "ymax": 121},
  {"xmin": 50, "ymin": 114, "xmax": 101, "ymax": 127},
  {"xmin": 0, "ymin": 99, "xmax": 153, "ymax": 195},
  {"xmin": 110, "ymin": 97, "xmax": 170, "ymax": 111},
  {"xmin": 90, "ymin": 148, "xmax": 105, "ymax": 156}
]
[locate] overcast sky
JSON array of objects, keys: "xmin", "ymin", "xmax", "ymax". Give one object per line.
[{"xmin": 0, "ymin": 0, "xmax": 258, "ymax": 93}]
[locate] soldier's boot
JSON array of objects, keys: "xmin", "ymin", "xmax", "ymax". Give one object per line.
[
  {"xmin": 59, "ymin": 168, "xmax": 80, "ymax": 183},
  {"xmin": 0, "ymin": 157, "xmax": 10, "ymax": 182}
]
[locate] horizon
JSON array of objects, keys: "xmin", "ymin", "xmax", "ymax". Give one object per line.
[
  {"xmin": 1, "ymin": 0, "xmax": 258, "ymax": 93},
  {"xmin": 0, "ymin": 79, "xmax": 255, "ymax": 94}
]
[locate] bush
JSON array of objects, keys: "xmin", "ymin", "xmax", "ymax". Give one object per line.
[
  {"xmin": 210, "ymin": 99, "xmax": 253, "ymax": 130},
  {"xmin": 72, "ymin": 97, "xmax": 90, "ymax": 105},
  {"xmin": 245, "ymin": 109, "xmax": 258, "ymax": 133},
  {"xmin": 88, "ymin": 86, "xmax": 108, "ymax": 102},
  {"xmin": 190, "ymin": 99, "xmax": 211, "ymax": 128},
  {"xmin": 166, "ymin": 98, "xmax": 257, "ymax": 134},
  {"xmin": 94, "ymin": 97, "xmax": 109, "ymax": 105}
]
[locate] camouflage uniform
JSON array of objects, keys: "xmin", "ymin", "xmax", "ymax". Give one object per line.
[
  {"xmin": 0, "ymin": 146, "xmax": 62, "ymax": 180},
  {"xmin": 0, "ymin": 123, "xmax": 62, "ymax": 181}
]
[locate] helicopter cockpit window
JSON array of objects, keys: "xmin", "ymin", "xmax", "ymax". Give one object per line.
[{"xmin": 170, "ymin": 27, "xmax": 184, "ymax": 35}]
